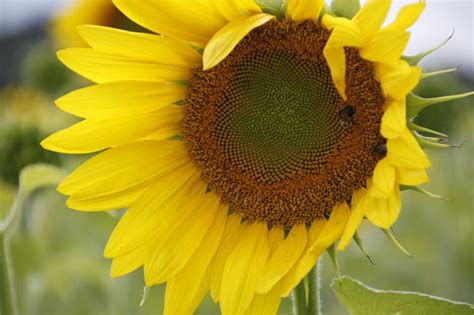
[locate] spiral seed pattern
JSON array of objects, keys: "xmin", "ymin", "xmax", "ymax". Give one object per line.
[{"xmin": 183, "ymin": 20, "xmax": 386, "ymax": 227}]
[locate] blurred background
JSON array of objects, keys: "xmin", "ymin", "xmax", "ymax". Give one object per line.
[{"xmin": 0, "ymin": 0, "xmax": 472, "ymax": 314}]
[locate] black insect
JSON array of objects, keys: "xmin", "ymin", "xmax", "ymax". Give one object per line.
[
  {"xmin": 339, "ymin": 104, "xmax": 356, "ymax": 127},
  {"xmin": 374, "ymin": 143, "xmax": 387, "ymax": 156}
]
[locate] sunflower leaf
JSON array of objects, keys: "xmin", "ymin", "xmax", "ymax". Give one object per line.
[
  {"xmin": 330, "ymin": 0, "xmax": 361, "ymax": 19},
  {"xmin": 332, "ymin": 276, "xmax": 474, "ymax": 315}
]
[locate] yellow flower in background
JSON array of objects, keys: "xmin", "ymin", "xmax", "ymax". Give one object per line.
[
  {"xmin": 41, "ymin": 0, "xmax": 470, "ymax": 313},
  {"xmin": 51, "ymin": 0, "xmax": 120, "ymax": 47}
]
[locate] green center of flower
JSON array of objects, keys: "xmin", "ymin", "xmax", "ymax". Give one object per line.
[
  {"xmin": 184, "ymin": 20, "xmax": 386, "ymax": 227},
  {"xmin": 215, "ymin": 46, "xmax": 345, "ymax": 184}
]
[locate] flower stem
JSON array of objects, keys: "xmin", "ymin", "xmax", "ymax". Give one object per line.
[
  {"xmin": 292, "ymin": 260, "xmax": 322, "ymax": 315},
  {"xmin": 0, "ymin": 195, "xmax": 20, "ymax": 315},
  {"xmin": 0, "ymin": 234, "xmax": 16, "ymax": 315},
  {"xmin": 292, "ymin": 276, "xmax": 308, "ymax": 315},
  {"xmin": 308, "ymin": 260, "xmax": 322, "ymax": 315}
]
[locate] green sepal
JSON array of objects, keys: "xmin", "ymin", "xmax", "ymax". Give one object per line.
[
  {"xmin": 420, "ymin": 67, "xmax": 458, "ymax": 80},
  {"xmin": 382, "ymin": 229, "xmax": 411, "ymax": 257},
  {"xmin": 415, "ymin": 133, "xmax": 458, "ymax": 149},
  {"xmin": 406, "ymin": 91, "xmax": 474, "ymax": 119},
  {"xmin": 407, "ymin": 121, "xmax": 448, "ymax": 138},
  {"xmin": 256, "ymin": 0, "xmax": 286, "ymax": 18},
  {"xmin": 330, "ymin": 0, "xmax": 361, "ymax": 19},
  {"xmin": 326, "ymin": 243, "xmax": 342, "ymax": 282},
  {"xmin": 353, "ymin": 232, "xmax": 375, "ymax": 265},
  {"xmin": 400, "ymin": 185, "xmax": 447, "ymax": 200},
  {"xmin": 419, "ymin": 137, "xmax": 453, "ymax": 148},
  {"xmin": 402, "ymin": 31, "xmax": 454, "ymax": 66}
]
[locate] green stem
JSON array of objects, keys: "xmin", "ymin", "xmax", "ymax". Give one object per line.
[
  {"xmin": 292, "ymin": 277, "xmax": 308, "ymax": 315},
  {"xmin": 292, "ymin": 260, "xmax": 322, "ymax": 315},
  {"xmin": 0, "ymin": 194, "xmax": 21, "ymax": 315},
  {"xmin": 308, "ymin": 260, "xmax": 322, "ymax": 315},
  {"xmin": 0, "ymin": 234, "xmax": 16, "ymax": 315}
]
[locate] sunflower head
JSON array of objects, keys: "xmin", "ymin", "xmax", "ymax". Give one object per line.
[
  {"xmin": 51, "ymin": 0, "xmax": 120, "ymax": 47},
  {"xmin": 42, "ymin": 0, "xmax": 471, "ymax": 314}
]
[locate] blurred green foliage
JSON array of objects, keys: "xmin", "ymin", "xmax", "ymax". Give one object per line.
[{"xmin": 0, "ymin": 125, "xmax": 60, "ymax": 186}]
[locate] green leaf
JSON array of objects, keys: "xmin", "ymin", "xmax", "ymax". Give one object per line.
[
  {"xmin": 332, "ymin": 276, "xmax": 474, "ymax": 315},
  {"xmin": 330, "ymin": 0, "xmax": 361, "ymax": 19}
]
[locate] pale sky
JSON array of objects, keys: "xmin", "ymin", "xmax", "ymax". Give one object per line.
[{"xmin": 1, "ymin": 0, "xmax": 473, "ymax": 74}]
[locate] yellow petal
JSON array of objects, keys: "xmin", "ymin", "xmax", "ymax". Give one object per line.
[
  {"xmin": 57, "ymin": 48, "xmax": 190, "ymax": 84},
  {"xmin": 386, "ymin": 1, "xmax": 426, "ymax": 30},
  {"xmin": 110, "ymin": 241, "xmax": 153, "ymax": 278},
  {"xmin": 187, "ymin": 268, "xmax": 214, "ymax": 315},
  {"xmin": 360, "ymin": 29, "xmax": 409, "ymax": 62},
  {"xmin": 322, "ymin": 16, "xmax": 364, "ymax": 99},
  {"xmin": 56, "ymin": 140, "xmax": 188, "ymax": 196},
  {"xmin": 286, "ymin": 0, "xmax": 324, "ymax": 22},
  {"xmin": 322, "ymin": 15, "xmax": 365, "ymax": 46},
  {"xmin": 203, "ymin": 13, "xmax": 275, "ymax": 70},
  {"xmin": 338, "ymin": 190, "xmax": 366, "ymax": 251},
  {"xmin": 56, "ymin": 81, "xmax": 185, "ymax": 119},
  {"xmin": 163, "ymin": 203, "xmax": 228, "ymax": 315},
  {"xmin": 311, "ymin": 202, "xmax": 351, "ymax": 251},
  {"xmin": 364, "ymin": 188, "xmax": 401, "ymax": 229},
  {"xmin": 257, "ymin": 224, "xmax": 307, "ymax": 294},
  {"xmin": 387, "ymin": 128, "xmax": 431, "ymax": 169},
  {"xmin": 104, "ymin": 166, "xmax": 204, "ymax": 257},
  {"xmin": 145, "ymin": 193, "xmax": 221, "ymax": 285},
  {"xmin": 247, "ymin": 281, "xmax": 283, "ymax": 315},
  {"xmin": 209, "ymin": 214, "xmax": 247, "ymax": 302},
  {"xmin": 41, "ymin": 106, "xmax": 182, "ymax": 154},
  {"xmin": 112, "ymin": 0, "xmax": 226, "ymax": 45},
  {"xmin": 67, "ymin": 178, "xmax": 150, "ymax": 211},
  {"xmin": 220, "ymin": 221, "xmax": 270, "ymax": 314},
  {"xmin": 323, "ymin": 45, "xmax": 348, "ymax": 100},
  {"xmin": 267, "ymin": 227, "xmax": 285, "ymax": 254},
  {"xmin": 278, "ymin": 219, "xmax": 326, "ymax": 297},
  {"xmin": 352, "ymin": 0, "xmax": 391, "ymax": 39},
  {"xmin": 214, "ymin": 0, "xmax": 262, "ymax": 21},
  {"xmin": 381, "ymin": 98, "xmax": 407, "ymax": 139},
  {"xmin": 370, "ymin": 158, "xmax": 396, "ymax": 198},
  {"xmin": 377, "ymin": 60, "xmax": 421, "ymax": 100},
  {"xmin": 397, "ymin": 168, "xmax": 429, "ymax": 186},
  {"xmin": 77, "ymin": 25, "xmax": 201, "ymax": 67}
]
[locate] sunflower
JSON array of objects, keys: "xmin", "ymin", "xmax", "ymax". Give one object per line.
[
  {"xmin": 42, "ymin": 0, "xmax": 470, "ymax": 314},
  {"xmin": 51, "ymin": 0, "xmax": 120, "ymax": 47}
]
